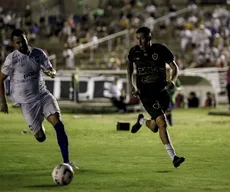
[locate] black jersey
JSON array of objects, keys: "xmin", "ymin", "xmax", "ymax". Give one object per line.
[{"xmin": 128, "ymin": 43, "xmax": 174, "ymax": 96}]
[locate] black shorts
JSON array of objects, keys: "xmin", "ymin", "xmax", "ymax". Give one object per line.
[{"xmin": 140, "ymin": 89, "xmax": 170, "ymax": 120}]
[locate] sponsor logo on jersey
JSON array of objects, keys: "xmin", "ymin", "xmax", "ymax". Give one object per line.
[
  {"xmin": 24, "ymin": 70, "xmax": 39, "ymax": 79},
  {"xmin": 141, "ymin": 75, "xmax": 157, "ymax": 83},
  {"xmin": 137, "ymin": 66, "xmax": 158, "ymax": 75}
]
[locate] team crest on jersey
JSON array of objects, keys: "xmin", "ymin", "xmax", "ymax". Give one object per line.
[{"xmin": 152, "ymin": 52, "xmax": 158, "ymax": 60}]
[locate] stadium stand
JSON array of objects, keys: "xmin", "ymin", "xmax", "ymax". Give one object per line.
[{"xmin": 0, "ymin": 0, "xmax": 229, "ymax": 111}]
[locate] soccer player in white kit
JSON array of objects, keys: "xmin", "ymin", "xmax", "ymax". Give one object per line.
[{"xmin": 0, "ymin": 29, "xmax": 77, "ymax": 169}]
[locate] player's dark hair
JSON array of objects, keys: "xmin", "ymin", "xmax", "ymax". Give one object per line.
[
  {"xmin": 11, "ymin": 29, "xmax": 25, "ymax": 40},
  {"xmin": 136, "ymin": 27, "xmax": 151, "ymax": 37}
]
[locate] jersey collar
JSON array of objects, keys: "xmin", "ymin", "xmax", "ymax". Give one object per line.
[{"xmin": 16, "ymin": 46, "xmax": 32, "ymax": 56}]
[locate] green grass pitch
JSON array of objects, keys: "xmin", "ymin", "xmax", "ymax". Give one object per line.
[{"xmin": 0, "ymin": 106, "xmax": 230, "ymax": 192}]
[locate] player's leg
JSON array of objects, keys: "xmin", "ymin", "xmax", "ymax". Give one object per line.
[
  {"xmin": 165, "ymin": 102, "xmax": 173, "ymax": 126},
  {"xmin": 119, "ymin": 96, "xmax": 127, "ymax": 112},
  {"xmin": 42, "ymin": 93, "xmax": 69, "ymax": 163},
  {"xmin": 111, "ymin": 98, "xmax": 121, "ymax": 112},
  {"xmin": 139, "ymin": 99, "xmax": 173, "ymax": 133},
  {"xmin": 155, "ymin": 114, "xmax": 184, "ymax": 167},
  {"xmin": 46, "ymin": 112, "xmax": 70, "ymax": 163},
  {"xmin": 131, "ymin": 94, "xmax": 184, "ymax": 167},
  {"xmin": 131, "ymin": 100, "xmax": 158, "ymax": 133},
  {"xmin": 41, "ymin": 93, "xmax": 76, "ymax": 167},
  {"xmin": 20, "ymin": 102, "xmax": 46, "ymax": 142},
  {"xmin": 157, "ymin": 90, "xmax": 185, "ymax": 167},
  {"xmin": 227, "ymin": 84, "xmax": 230, "ymax": 109},
  {"xmin": 34, "ymin": 126, "xmax": 46, "ymax": 142}
]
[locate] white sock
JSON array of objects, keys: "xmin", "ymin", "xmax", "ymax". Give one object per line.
[
  {"xmin": 165, "ymin": 143, "xmax": 176, "ymax": 161},
  {"xmin": 139, "ymin": 118, "xmax": 146, "ymax": 125}
]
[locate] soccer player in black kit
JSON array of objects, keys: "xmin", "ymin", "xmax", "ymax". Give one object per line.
[{"xmin": 127, "ymin": 27, "xmax": 185, "ymax": 168}]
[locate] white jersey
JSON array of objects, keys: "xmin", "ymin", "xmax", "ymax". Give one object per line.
[
  {"xmin": 110, "ymin": 83, "xmax": 122, "ymax": 100},
  {"xmin": 1, "ymin": 47, "xmax": 52, "ymax": 105}
]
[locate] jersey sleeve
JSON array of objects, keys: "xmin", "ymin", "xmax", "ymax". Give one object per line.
[
  {"xmin": 40, "ymin": 50, "xmax": 52, "ymax": 70},
  {"xmin": 159, "ymin": 44, "xmax": 174, "ymax": 64},
  {"xmin": 1, "ymin": 54, "xmax": 12, "ymax": 76},
  {"xmin": 127, "ymin": 47, "xmax": 135, "ymax": 63}
]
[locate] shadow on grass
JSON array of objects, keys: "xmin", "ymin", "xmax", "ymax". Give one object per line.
[
  {"xmin": 77, "ymin": 169, "xmax": 127, "ymax": 175},
  {"xmin": 25, "ymin": 184, "xmax": 63, "ymax": 188},
  {"xmin": 154, "ymin": 170, "xmax": 173, "ymax": 173}
]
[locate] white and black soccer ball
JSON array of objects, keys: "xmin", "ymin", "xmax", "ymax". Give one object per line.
[{"xmin": 52, "ymin": 163, "xmax": 74, "ymax": 185}]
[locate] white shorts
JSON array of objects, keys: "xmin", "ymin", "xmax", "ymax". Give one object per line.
[{"xmin": 19, "ymin": 92, "xmax": 60, "ymax": 135}]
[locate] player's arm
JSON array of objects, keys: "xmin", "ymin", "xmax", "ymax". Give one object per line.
[
  {"xmin": 127, "ymin": 59, "xmax": 140, "ymax": 96},
  {"xmin": 160, "ymin": 43, "xmax": 179, "ymax": 87},
  {"xmin": 0, "ymin": 72, "xmax": 9, "ymax": 113},
  {"xmin": 0, "ymin": 55, "xmax": 12, "ymax": 114},
  {"xmin": 40, "ymin": 50, "xmax": 56, "ymax": 78},
  {"xmin": 168, "ymin": 60, "xmax": 179, "ymax": 84},
  {"xmin": 127, "ymin": 48, "xmax": 137, "ymax": 90},
  {"xmin": 127, "ymin": 59, "xmax": 134, "ymax": 89}
]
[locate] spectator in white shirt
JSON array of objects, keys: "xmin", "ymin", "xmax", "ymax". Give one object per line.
[
  {"xmin": 109, "ymin": 77, "xmax": 127, "ymax": 113},
  {"xmin": 62, "ymin": 44, "xmax": 75, "ymax": 70}
]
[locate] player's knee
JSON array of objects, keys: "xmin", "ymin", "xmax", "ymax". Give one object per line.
[
  {"xmin": 36, "ymin": 135, "xmax": 46, "ymax": 142},
  {"xmin": 158, "ymin": 121, "xmax": 167, "ymax": 129},
  {"xmin": 47, "ymin": 113, "xmax": 60, "ymax": 126},
  {"xmin": 156, "ymin": 116, "xmax": 167, "ymax": 129},
  {"xmin": 146, "ymin": 120, "xmax": 158, "ymax": 133},
  {"xmin": 149, "ymin": 120, "xmax": 156, "ymax": 130}
]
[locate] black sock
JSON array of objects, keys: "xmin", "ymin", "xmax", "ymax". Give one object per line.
[{"xmin": 54, "ymin": 121, "xmax": 69, "ymax": 163}]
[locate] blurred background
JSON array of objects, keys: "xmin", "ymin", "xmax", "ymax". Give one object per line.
[{"xmin": 1, "ymin": 0, "xmax": 230, "ymax": 113}]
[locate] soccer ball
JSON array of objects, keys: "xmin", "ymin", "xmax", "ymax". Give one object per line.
[{"xmin": 52, "ymin": 163, "xmax": 74, "ymax": 185}]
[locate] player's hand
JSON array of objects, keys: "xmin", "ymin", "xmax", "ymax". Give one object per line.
[
  {"xmin": 45, "ymin": 70, "xmax": 56, "ymax": 78},
  {"xmin": 167, "ymin": 80, "xmax": 175, "ymax": 90},
  {"xmin": 131, "ymin": 86, "xmax": 140, "ymax": 97},
  {"xmin": 0, "ymin": 102, "xmax": 8, "ymax": 114},
  {"xmin": 41, "ymin": 67, "xmax": 56, "ymax": 78}
]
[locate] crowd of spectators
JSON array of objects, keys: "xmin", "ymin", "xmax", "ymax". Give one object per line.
[
  {"xmin": 0, "ymin": 0, "xmax": 228, "ymax": 108},
  {"xmin": 176, "ymin": 6, "xmax": 230, "ymax": 69},
  {"xmin": 0, "ymin": 0, "xmax": 229, "ymax": 70}
]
